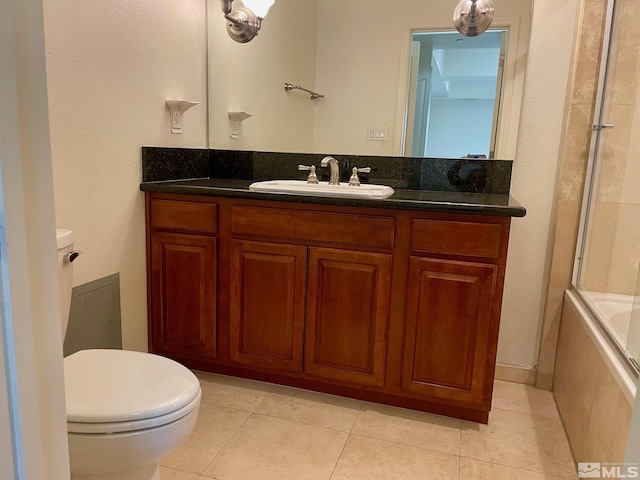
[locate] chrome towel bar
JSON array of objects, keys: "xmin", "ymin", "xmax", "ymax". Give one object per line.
[{"xmin": 284, "ymin": 83, "xmax": 324, "ymax": 100}]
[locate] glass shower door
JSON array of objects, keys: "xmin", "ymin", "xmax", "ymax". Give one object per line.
[
  {"xmin": 627, "ymin": 267, "xmax": 640, "ymax": 369},
  {"xmin": 574, "ymin": 0, "xmax": 640, "ymax": 367}
]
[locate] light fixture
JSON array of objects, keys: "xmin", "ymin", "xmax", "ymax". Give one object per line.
[
  {"xmin": 453, "ymin": 0, "xmax": 495, "ymax": 37},
  {"xmin": 220, "ymin": 0, "xmax": 274, "ymax": 43}
]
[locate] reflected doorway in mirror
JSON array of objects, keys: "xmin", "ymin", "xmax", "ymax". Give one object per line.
[{"xmin": 403, "ymin": 30, "xmax": 505, "ymax": 159}]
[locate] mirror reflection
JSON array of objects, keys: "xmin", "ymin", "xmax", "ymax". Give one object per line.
[
  {"xmin": 404, "ymin": 30, "xmax": 505, "ymax": 158},
  {"xmin": 207, "ymin": 0, "xmax": 532, "ymax": 160}
]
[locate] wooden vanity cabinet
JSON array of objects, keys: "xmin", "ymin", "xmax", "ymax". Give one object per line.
[
  {"xmin": 146, "ymin": 198, "xmax": 218, "ymax": 359},
  {"xmin": 227, "ymin": 241, "xmax": 392, "ymax": 386},
  {"xmin": 402, "ymin": 257, "xmax": 497, "ymax": 405},
  {"xmin": 228, "ymin": 203, "xmax": 394, "ymax": 387},
  {"xmin": 399, "ymin": 218, "xmax": 508, "ymax": 409},
  {"xmin": 304, "ymin": 247, "xmax": 392, "ymax": 387},
  {"xmin": 229, "ymin": 239, "xmax": 306, "ymax": 372},
  {"xmin": 145, "ymin": 192, "xmax": 511, "ymax": 423}
]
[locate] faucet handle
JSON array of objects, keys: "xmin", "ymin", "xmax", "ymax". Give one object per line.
[
  {"xmin": 349, "ymin": 167, "xmax": 361, "ymax": 186},
  {"xmin": 299, "ymin": 165, "xmax": 319, "ymax": 184},
  {"xmin": 349, "ymin": 166, "xmax": 372, "ymax": 186},
  {"xmin": 306, "ymin": 165, "xmax": 319, "ymax": 184}
]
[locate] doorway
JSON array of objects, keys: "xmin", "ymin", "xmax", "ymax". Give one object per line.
[{"xmin": 404, "ymin": 30, "xmax": 506, "ymax": 159}]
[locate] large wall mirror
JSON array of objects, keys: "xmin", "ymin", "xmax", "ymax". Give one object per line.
[{"xmin": 207, "ymin": 0, "xmax": 532, "ymax": 160}]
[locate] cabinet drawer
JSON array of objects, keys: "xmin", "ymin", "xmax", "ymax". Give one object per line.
[
  {"xmin": 231, "ymin": 206, "xmax": 296, "ymax": 239},
  {"xmin": 411, "ymin": 219, "xmax": 502, "ymax": 258},
  {"xmin": 297, "ymin": 211, "xmax": 394, "ymax": 248},
  {"xmin": 150, "ymin": 199, "xmax": 217, "ymax": 234},
  {"xmin": 232, "ymin": 206, "xmax": 395, "ymax": 248}
]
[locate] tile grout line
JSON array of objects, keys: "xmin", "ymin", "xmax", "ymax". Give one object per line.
[
  {"xmin": 491, "ymin": 405, "xmax": 563, "ymax": 422},
  {"xmin": 160, "ymin": 465, "xmax": 200, "ymax": 479},
  {"xmin": 196, "ymin": 408, "xmax": 255, "ymax": 478},
  {"xmin": 460, "ymin": 407, "xmax": 576, "ymax": 478},
  {"xmin": 460, "ymin": 453, "xmax": 578, "ymax": 479},
  {"xmin": 352, "ymin": 402, "xmax": 365, "ymax": 433},
  {"xmin": 327, "ymin": 433, "xmax": 351, "ymax": 480},
  {"xmin": 459, "ymin": 418, "xmax": 463, "ymax": 460},
  {"xmin": 348, "ymin": 404, "xmax": 464, "ymax": 459},
  {"xmin": 346, "ymin": 431, "xmax": 462, "ymax": 458},
  {"xmin": 195, "ymin": 377, "xmax": 274, "ymax": 413},
  {"xmin": 247, "ymin": 410, "xmax": 358, "ymax": 435},
  {"xmin": 461, "ymin": 456, "xmax": 578, "ymax": 480},
  {"xmin": 251, "ymin": 386, "xmax": 274, "ymax": 412},
  {"xmin": 326, "ymin": 401, "xmax": 365, "ymax": 480}
]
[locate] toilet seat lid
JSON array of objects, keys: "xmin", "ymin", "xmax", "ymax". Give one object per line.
[{"xmin": 64, "ymin": 349, "xmax": 201, "ymax": 424}]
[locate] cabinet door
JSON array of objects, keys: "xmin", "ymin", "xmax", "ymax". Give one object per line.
[
  {"xmin": 402, "ymin": 257, "xmax": 497, "ymax": 405},
  {"xmin": 305, "ymin": 248, "xmax": 391, "ymax": 387},
  {"xmin": 150, "ymin": 232, "xmax": 217, "ymax": 358},
  {"xmin": 230, "ymin": 240, "xmax": 307, "ymax": 372}
]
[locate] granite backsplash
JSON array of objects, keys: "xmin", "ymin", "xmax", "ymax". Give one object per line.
[{"xmin": 142, "ymin": 147, "xmax": 513, "ymax": 195}]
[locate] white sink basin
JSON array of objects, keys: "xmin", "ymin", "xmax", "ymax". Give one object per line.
[{"xmin": 249, "ymin": 180, "xmax": 395, "ymax": 200}]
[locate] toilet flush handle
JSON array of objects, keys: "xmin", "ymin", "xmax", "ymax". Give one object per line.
[{"xmin": 64, "ymin": 250, "xmax": 82, "ymax": 263}]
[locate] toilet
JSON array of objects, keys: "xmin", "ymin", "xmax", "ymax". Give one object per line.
[{"xmin": 57, "ymin": 229, "xmax": 201, "ymax": 480}]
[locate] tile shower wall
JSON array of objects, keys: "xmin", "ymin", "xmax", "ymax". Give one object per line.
[
  {"xmin": 535, "ymin": 0, "xmax": 637, "ymax": 466},
  {"xmin": 554, "ymin": 295, "xmax": 633, "ymax": 463}
]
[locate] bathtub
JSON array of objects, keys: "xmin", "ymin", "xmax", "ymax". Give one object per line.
[
  {"xmin": 580, "ymin": 291, "xmax": 637, "ymax": 350},
  {"xmin": 566, "ymin": 290, "xmax": 638, "ymax": 404}
]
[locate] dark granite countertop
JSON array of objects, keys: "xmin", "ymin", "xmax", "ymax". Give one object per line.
[{"xmin": 140, "ymin": 178, "xmax": 526, "ymax": 217}]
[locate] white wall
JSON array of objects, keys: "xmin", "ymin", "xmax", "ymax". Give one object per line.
[
  {"xmin": 500, "ymin": 0, "xmax": 580, "ymax": 370},
  {"xmin": 208, "ymin": 0, "xmax": 319, "ymax": 151},
  {"xmin": 425, "ymin": 99, "xmax": 494, "ymax": 158},
  {"xmin": 44, "ymin": 0, "xmax": 208, "ymax": 352},
  {"xmin": 438, "ymin": 48, "xmax": 501, "ymax": 79}
]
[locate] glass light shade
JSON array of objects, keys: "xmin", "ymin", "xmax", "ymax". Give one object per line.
[{"xmin": 242, "ymin": 0, "xmax": 274, "ymax": 18}]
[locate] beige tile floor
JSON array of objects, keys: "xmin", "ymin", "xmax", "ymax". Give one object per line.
[{"xmin": 160, "ymin": 372, "xmax": 578, "ymax": 480}]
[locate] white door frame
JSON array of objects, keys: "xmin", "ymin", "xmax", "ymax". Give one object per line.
[
  {"xmin": 0, "ymin": 0, "xmax": 71, "ymax": 478},
  {"xmin": 394, "ymin": 17, "xmax": 523, "ymax": 160}
]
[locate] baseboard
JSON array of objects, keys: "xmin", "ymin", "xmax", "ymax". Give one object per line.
[
  {"xmin": 494, "ymin": 363, "xmax": 537, "ymax": 385},
  {"xmin": 534, "ymin": 371, "xmax": 554, "ymax": 391}
]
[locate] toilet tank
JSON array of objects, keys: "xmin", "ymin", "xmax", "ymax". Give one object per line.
[{"xmin": 56, "ymin": 229, "xmax": 74, "ymax": 338}]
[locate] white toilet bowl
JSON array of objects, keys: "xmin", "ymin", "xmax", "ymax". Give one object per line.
[
  {"xmin": 64, "ymin": 349, "xmax": 201, "ymax": 480},
  {"xmin": 58, "ymin": 230, "xmax": 201, "ymax": 480}
]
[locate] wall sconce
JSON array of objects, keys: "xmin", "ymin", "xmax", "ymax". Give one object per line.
[
  {"xmin": 220, "ymin": 0, "xmax": 275, "ymax": 43},
  {"xmin": 453, "ymin": 0, "xmax": 495, "ymax": 37}
]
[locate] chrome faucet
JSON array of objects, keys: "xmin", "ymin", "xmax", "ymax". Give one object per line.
[{"xmin": 320, "ymin": 156, "xmax": 340, "ymax": 185}]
